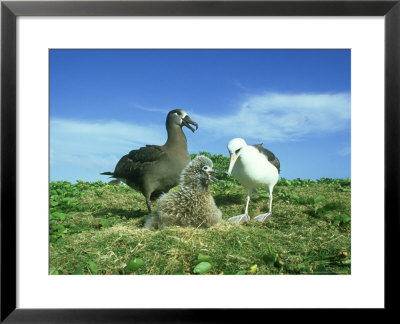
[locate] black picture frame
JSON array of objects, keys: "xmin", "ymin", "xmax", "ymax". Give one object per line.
[{"xmin": 1, "ymin": 0, "xmax": 399, "ymax": 322}]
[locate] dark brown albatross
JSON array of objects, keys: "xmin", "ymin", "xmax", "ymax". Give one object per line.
[{"xmin": 101, "ymin": 109, "xmax": 198, "ymax": 212}]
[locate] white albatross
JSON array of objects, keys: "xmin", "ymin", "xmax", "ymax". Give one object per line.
[{"xmin": 226, "ymin": 138, "xmax": 280, "ymax": 223}]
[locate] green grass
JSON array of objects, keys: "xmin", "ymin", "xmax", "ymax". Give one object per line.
[{"xmin": 49, "ymin": 167, "xmax": 351, "ymax": 275}]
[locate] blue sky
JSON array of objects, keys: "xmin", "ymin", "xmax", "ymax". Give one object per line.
[{"xmin": 50, "ymin": 49, "xmax": 350, "ymax": 183}]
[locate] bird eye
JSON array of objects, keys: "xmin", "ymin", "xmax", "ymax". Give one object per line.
[
  {"xmin": 203, "ymin": 166, "xmax": 208, "ymax": 170},
  {"xmin": 235, "ymin": 149, "xmax": 241, "ymax": 154}
]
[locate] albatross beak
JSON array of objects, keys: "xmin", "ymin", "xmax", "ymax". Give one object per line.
[
  {"xmin": 182, "ymin": 115, "xmax": 199, "ymax": 133},
  {"xmin": 227, "ymin": 153, "xmax": 238, "ymax": 175}
]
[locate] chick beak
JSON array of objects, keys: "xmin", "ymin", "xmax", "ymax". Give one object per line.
[
  {"xmin": 227, "ymin": 152, "xmax": 238, "ymax": 175},
  {"xmin": 208, "ymin": 169, "xmax": 227, "ymax": 183},
  {"xmin": 182, "ymin": 115, "xmax": 199, "ymax": 133}
]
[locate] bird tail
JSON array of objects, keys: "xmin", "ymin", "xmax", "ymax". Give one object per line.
[{"xmin": 100, "ymin": 171, "xmax": 114, "ymax": 176}]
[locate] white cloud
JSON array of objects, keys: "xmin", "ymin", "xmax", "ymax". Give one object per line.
[
  {"xmin": 191, "ymin": 92, "xmax": 350, "ymax": 142},
  {"xmin": 133, "ymin": 104, "xmax": 169, "ymax": 114},
  {"xmin": 50, "ymin": 119, "xmax": 166, "ymax": 171},
  {"xmin": 50, "ymin": 92, "xmax": 350, "ymax": 181}
]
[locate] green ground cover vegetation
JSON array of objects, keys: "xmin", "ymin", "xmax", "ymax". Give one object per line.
[{"xmin": 50, "ymin": 152, "xmax": 351, "ymax": 275}]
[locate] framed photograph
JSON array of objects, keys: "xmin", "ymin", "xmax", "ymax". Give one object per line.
[{"xmin": 1, "ymin": 0, "xmax": 399, "ymax": 321}]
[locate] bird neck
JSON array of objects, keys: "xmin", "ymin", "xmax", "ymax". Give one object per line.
[
  {"xmin": 182, "ymin": 182, "xmax": 208, "ymax": 192},
  {"xmin": 165, "ymin": 125, "xmax": 188, "ymax": 149}
]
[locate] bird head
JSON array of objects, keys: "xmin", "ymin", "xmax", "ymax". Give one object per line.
[
  {"xmin": 167, "ymin": 109, "xmax": 198, "ymax": 133},
  {"xmin": 227, "ymin": 138, "xmax": 247, "ymax": 175},
  {"xmin": 181, "ymin": 155, "xmax": 225, "ymax": 189}
]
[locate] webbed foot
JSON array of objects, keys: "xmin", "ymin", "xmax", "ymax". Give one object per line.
[
  {"xmin": 227, "ymin": 214, "xmax": 250, "ymax": 223},
  {"xmin": 254, "ymin": 212, "xmax": 273, "ymax": 222}
]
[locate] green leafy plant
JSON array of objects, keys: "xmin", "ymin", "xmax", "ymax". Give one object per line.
[
  {"xmin": 72, "ymin": 267, "xmax": 84, "ymax": 275},
  {"xmin": 262, "ymin": 246, "xmax": 283, "ymax": 268},
  {"xmin": 194, "ymin": 262, "xmax": 212, "ymax": 274},
  {"xmin": 88, "ymin": 260, "xmax": 99, "ymax": 274},
  {"xmin": 333, "ymin": 213, "xmax": 351, "ymax": 226},
  {"xmin": 197, "ymin": 253, "xmax": 211, "ymax": 262},
  {"xmin": 125, "ymin": 258, "xmax": 144, "ymax": 273},
  {"xmin": 313, "ymin": 195, "xmax": 326, "ymax": 215}
]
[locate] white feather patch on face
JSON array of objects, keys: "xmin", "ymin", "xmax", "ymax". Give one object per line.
[
  {"xmin": 173, "ymin": 112, "xmax": 183, "ymax": 124},
  {"xmin": 227, "ymin": 138, "xmax": 247, "ymax": 154},
  {"xmin": 180, "ymin": 111, "xmax": 187, "ymax": 124},
  {"xmin": 174, "ymin": 111, "xmax": 187, "ymax": 124}
]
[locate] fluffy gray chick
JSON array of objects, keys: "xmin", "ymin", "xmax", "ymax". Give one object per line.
[{"xmin": 144, "ymin": 155, "xmax": 223, "ymax": 229}]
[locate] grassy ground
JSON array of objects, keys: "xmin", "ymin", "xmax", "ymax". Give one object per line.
[{"xmin": 49, "ymin": 169, "xmax": 351, "ymax": 275}]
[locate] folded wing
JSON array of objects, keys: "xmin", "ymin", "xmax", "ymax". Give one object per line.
[{"xmin": 253, "ymin": 144, "xmax": 280, "ymax": 173}]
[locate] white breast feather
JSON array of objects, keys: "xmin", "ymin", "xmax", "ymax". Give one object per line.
[{"xmin": 233, "ymin": 146, "xmax": 279, "ymax": 190}]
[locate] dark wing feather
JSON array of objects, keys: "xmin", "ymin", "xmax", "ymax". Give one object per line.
[
  {"xmin": 127, "ymin": 145, "xmax": 165, "ymax": 163},
  {"xmin": 113, "ymin": 145, "xmax": 166, "ymax": 179},
  {"xmin": 253, "ymin": 144, "xmax": 280, "ymax": 173}
]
